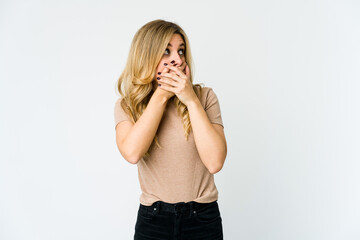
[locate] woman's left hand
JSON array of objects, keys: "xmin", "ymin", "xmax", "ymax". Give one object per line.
[{"xmin": 157, "ymin": 62, "xmax": 198, "ymax": 106}]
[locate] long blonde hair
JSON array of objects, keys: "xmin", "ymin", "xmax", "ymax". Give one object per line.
[{"xmin": 115, "ymin": 19, "xmax": 204, "ymax": 158}]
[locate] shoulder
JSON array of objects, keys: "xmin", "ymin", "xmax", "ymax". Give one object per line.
[
  {"xmin": 194, "ymin": 85, "xmax": 218, "ymax": 107},
  {"xmin": 114, "ymin": 97, "xmax": 123, "ymax": 110},
  {"xmin": 114, "ymin": 96, "xmax": 131, "ymax": 114},
  {"xmin": 114, "ymin": 97, "xmax": 122, "ymax": 105},
  {"xmin": 194, "ymin": 85, "xmax": 217, "ymax": 95},
  {"xmin": 114, "ymin": 96, "xmax": 128, "ymax": 107}
]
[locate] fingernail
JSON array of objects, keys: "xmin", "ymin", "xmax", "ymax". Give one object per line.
[
  {"xmin": 157, "ymin": 72, "xmax": 161, "ymax": 75},
  {"xmin": 164, "ymin": 63, "xmax": 168, "ymax": 66}
]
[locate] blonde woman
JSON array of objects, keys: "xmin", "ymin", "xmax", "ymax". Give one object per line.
[{"xmin": 114, "ymin": 19, "xmax": 227, "ymax": 239}]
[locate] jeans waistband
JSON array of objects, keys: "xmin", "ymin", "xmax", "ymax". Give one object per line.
[{"xmin": 141, "ymin": 200, "xmax": 218, "ymax": 215}]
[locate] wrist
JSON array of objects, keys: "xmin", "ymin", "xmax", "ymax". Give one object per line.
[
  {"xmin": 152, "ymin": 90, "xmax": 169, "ymax": 105},
  {"xmin": 186, "ymin": 97, "xmax": 201, "ymax": 110}
]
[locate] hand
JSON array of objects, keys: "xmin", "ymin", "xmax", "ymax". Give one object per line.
[
  {"xmin": 157, "ymin": 62, "xmax": 197, "ymax": 106},
  {"xmin": 153, "ymin": 61, "xmax": 187, "ymax": 100},
  {"xmin": 154, "ymin": 65, "xmax": 175, "ymax": 101},
  {"xmin": 175, "ymin": 61, "xmax": 187, "ymax": 74}
]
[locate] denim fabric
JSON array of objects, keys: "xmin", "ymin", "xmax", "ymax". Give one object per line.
[{"xmin": 134, "ymin": 200, "xmax": 223, "ymax": 240}]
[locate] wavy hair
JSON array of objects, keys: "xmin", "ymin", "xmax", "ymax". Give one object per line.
[{"xmin": 115, "ymin": 19, "xmax": 204, "ymax": 158}]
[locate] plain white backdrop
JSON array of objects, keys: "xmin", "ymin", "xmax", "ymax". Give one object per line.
[{"xmin": 0, "ymin": 0, "xmax": 359, "ymax": 239}]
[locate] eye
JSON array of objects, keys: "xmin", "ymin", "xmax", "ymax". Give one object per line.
[{"xmin": 164, "ymin": 48, "xmax": 185, "ymax": 55}]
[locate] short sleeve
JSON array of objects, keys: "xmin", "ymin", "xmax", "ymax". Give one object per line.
[
  {"xmin": 204, "ymin": 88, "xmax": 224, "ymax": 128},
  {"xmin": 114, "ymin": 97, "xmax": 132, "ymax": 130}
]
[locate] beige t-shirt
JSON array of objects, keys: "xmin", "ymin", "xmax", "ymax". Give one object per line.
[{"xmin": 114, "ymin": 86, "xmax": 224, "ymax": 206}]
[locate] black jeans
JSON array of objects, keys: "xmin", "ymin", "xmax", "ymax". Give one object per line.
[{"xmin": 134, "ymin": 200, "xmax": 223, "ymax": 240}]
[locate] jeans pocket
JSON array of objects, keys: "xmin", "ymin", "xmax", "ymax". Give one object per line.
[
  {"xmin": 137, "ymin": 204, "xmax": 153, "ymax": 220},
  {"xmin": 194, "ymin": 202, "xmax": 221, "ymax": 224}
]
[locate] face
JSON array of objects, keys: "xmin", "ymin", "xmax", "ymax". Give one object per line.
[{"xmin": 154, "ymin": 33, "xmax": 186, "ymax": 86}]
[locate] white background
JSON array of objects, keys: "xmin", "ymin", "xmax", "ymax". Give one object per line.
[{"xmin": 1, "ymin": 0, "xmax": 359, "ymax": 239}]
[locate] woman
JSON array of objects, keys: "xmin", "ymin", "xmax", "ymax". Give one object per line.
[{"xmin": 114, "ymin": 19, "xmax": 227, "ymax": 239}]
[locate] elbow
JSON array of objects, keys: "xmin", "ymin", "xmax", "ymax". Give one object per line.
[
  {"xmin": 117, "ymin": 144, "xmax": 141, "ymax": 165},
  {"xmin": 209, "ymin": 144, "xmax": 227, "ymax": 174},
  {"xmin": 120, "ymin": 148, "xmax": 140, "ymax": 165},
  {"xmin": 122, "ymin": 151, "xmax": 142, "ymax": 165},
  {"xmin": 208, "ymin": 162, "xmax": 224, "ymax": 174},
  {"xmin": 127, "ymin": 149, "xmax": 144, "ymax": 164},
  {"xmin": 125, "ymin": 155, "xmax": 140, "ymax": 165},
  {"xmin": 208, "ymin": 152, "xmax": 226, "ymax": 174},
  {"xmin": 125, "ymin": 147, "xmax": 146, "ymax": 165}
]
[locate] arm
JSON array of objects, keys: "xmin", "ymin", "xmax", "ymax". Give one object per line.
[
  {"xmin": 115, "ymin": 90, "xmax": 168, "ymax": 164},
  {"xmin": 187, "ymin": 98, "xmax": 227, "ymax": 174}
]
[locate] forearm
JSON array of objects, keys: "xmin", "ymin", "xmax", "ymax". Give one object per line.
[
  {"xmin": 123, "ymin": 91, "xmax": 168, "ymax": 163},
  {"xmin": 187, "ymin": 98, "xmax": 226, "ymax": 174}
]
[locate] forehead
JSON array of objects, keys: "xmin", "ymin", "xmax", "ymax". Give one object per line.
[{"xmin": 168, "ymin": 34, "xmax": 185, "ymax": 47}]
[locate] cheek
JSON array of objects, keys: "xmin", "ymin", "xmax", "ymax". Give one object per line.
[{"xmin": 157, "ymin": 67, "xmax": 164, "ymax": 74}]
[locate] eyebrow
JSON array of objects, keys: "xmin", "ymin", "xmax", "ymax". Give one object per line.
[{"xmin": 167, "ymin": 43, "xmax": 185, "ymax": 47}]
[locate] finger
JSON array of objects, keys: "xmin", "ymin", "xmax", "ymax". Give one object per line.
[
  {"xmin": 156, "ymin": 66, "xmax": 171, "ymax": 82},
  {"xmin": 158, "ymin": 83, "xmax": 175, "ymax": 92},
  {"xmin": 160, "ymin": 72, "xmax": 182, "ymax": 83},
  {"xmin": 177, "ymin": 62, "xmax": 186, "ymax": 74},
  {"xmin": 158, "ymin": 82, "xmax": 173, "ymax": 89},
  {"xmin": 158, "ymin": 75, "xmax": 179, "ymax": 87},
  {"xmin": 178, "ymin": 62, "xmax": 187, "ymax": 75},
  {"xmin": 175, "ymin": 61, "xmax": 186, "ymax": 72},
  {"xmin": 161, "ymin": 65, "xmax": 171, "ymax": 74},
  {"xmin": 157, "ymin": 73, "xmax": 173, "ymax": 88},
  {"xmin": 166, "ymin": 65, "xmax": 186, "ymax": 78}
]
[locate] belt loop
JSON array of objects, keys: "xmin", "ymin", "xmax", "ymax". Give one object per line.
[{"xmin": 156, "ymin": 201, "xmax": 160, "ymax": 211}]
